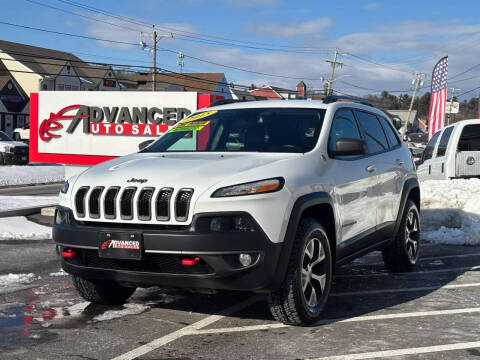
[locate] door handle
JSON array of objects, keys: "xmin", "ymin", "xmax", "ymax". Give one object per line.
[
  {"xmin": 366, "ymin": 165, "xmax": 376, "ymax": 173},
  {"xmin": 396, "ymin": 159, "xmax": 404, "ymax": 166}
]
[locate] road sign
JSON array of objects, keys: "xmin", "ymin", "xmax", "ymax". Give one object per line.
[{"xmin": 446, "ymin": 101, "xmax": 459, "ymax": 114}]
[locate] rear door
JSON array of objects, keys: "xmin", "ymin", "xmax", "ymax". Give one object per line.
[{"xmin": 328, "ymin": 108, "xmax": 378, "ymax": 256}]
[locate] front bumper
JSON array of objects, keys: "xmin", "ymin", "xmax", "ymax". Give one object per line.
[
  {"xmin": 4, "ymin": 151, "xmax": 28, "ymax": 164},
  {"xmin": 53, "ymin": 208, "xmax": 283, "ymax": 292}
]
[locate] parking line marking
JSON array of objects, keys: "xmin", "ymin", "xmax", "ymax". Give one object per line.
[
  {"xmin": 330, "ymin": 282, "xmax": 480, "ymax": 297},
  {"xmin": 190, "ymin": 307, "xmax": 480, "ymax": 335},
  {"xmin": 111, "ymin": 296, "xmax": 261, "ymax": 360},
  {"xmin": 306, "ymin": 340, "xmax": 480, "ymax": 360},
  {"xmin": 335, "ymin": 265, "xmax": 480, "ymax": 278}
]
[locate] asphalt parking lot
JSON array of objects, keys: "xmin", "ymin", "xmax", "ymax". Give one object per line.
[{"xmin": 1, "ymin": 235, "xmax": 480, "ymax": 360}]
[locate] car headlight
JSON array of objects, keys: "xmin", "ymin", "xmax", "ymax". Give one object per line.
[
  {"xmin": 60, "ymin": 181, "xmax": 69, "ymax": 194},
  {"xmin": 211, "ymin": 178, "xmax": 284, "ymax": 198}
]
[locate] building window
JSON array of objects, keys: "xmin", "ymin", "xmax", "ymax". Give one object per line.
[
  {"xmin": 57, "ymin": 84, "xmax": 65, "ymax": 91},
  {"xmin": 67, "ymin": 65, "xmax": 71, "ymax": 72},
  {"xmin": 103, "ymin": 79, "xmax": 116, "ymax": 88},
  {"xmin": 71, "ymin": 85, "xmax": 79, "ymax": 91},
  {"xmin": 65, "ymin": 85, "xmax": 71, "ymax": 91}
]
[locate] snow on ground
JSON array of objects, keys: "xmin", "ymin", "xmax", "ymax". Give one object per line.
[
  {"xmin": 421, "ymin": 178, "xmax": 480, "ymax": 245},
  {"xmin": 91, "ymin": 303, "xmax": 150, "ymax": 322},
  {"xmin": 0, "ymin": 165, "xmax": 64, "ymax": 186},
  {"xmin": 0, "ymin": 195, "xmax": 58, "ymax": 212},
  {"xmin": 0, "ymin": 216, "xmax": 51, "ymax": 240},
  {"xmin": 49, "ymin": 269, "xmax": 68, "ymax": 277},
  {"xmin": 0, "ymin": 273, "xmax": 39, "ymax": 295}
]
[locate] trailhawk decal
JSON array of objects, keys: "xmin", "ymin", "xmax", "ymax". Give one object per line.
[
  {"xmin": 101, "ymin": 239, "xmax": 140, "ymax": 250},
  {"xmin": 39, "ymin": 105, "xmax": 192, "ymax": 142}
]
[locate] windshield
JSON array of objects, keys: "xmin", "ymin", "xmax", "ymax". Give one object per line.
[
  {"xmin": 0, "ymin": 131, "xmax": 12, "ymax": 141},
  {"xmin": 143, "ymin": 107, "xmax": 325, "ymax": 153}
]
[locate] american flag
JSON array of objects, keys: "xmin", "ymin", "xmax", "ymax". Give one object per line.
[{"xmin": 428, "ymin": 56, "xmax": 448, "ymax": 140}]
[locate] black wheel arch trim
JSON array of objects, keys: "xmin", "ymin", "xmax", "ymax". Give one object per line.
[
  {"xmin": 393, "ymin": 177, "xmax": 420, "ymax": 240},
  {"xmin": 273, "ymin": 191, "xmax": 334, "ymax": 290}
]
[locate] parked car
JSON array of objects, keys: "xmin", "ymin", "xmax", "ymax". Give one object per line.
[
  {"xmin": 53, "ymin": 96, "xmax": 421, "ymax": 326},
  {"xmin": 417, "ymin": 119, "xmax": 480, "ymax": 181},
  {"xmin": 0, "ymin": 131, "xmax": 29, "ymax": 165},
  {"xmin": 12, "ymin": 125, "xmax": 29, "ymax": 142}
]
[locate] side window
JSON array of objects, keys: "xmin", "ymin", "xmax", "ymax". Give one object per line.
[
  {"xmin": 423, "ymin": 131, "xmax": 441, "ymax": 161},
  {"xmin": 354, "ymin": 110, "xmax": 389, "ymax": 154},
  {"xmin": 378, "ymin": 116, "xmax": 400, "ymax": 148},
  {"xmin": 436, "ymin": 127, "xmax": 454, "ymax": 157},
  {"xmin": 328, "ymin": 109, "xmax": 361, "ymax": 154}
]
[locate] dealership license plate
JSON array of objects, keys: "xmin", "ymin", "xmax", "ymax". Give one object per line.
[{"xmin": 99, "ymin": 232, "xmax": 142, "ymax": 260}]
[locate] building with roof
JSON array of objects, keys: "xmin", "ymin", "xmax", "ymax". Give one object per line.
[
  {"xmin": 0, "ymin": 61, "xmax": 29, "ymax": 135},
  {"xmin": 119, "ymin": 72, "xmax": 233, "ymax": 98},
  {"xmin": 249, "ymin": 81, "xmax": 319, "ymax": 100}
]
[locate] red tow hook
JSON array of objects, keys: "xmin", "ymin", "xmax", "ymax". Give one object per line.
[
  {"xmin": 61, "ymin": 249, "xmax": 76, "ymax": 258},
  {"xmin": 181, "ymin": 257, "xmax": 200, "ymax": 266}
]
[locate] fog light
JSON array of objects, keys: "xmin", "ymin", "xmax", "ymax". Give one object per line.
[
  {"xmin": 467, "ymin": 156, "xmax": 476, "ymax": 165},
  {"xmin": 239, "ymin": 253, "xmax": 252, "ymax": 267}
]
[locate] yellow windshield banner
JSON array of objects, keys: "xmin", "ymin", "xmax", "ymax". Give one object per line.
[
  {"xmin": 181, "ymin": 110, "xmax": 217, "ymax": 123},
  {"xmin": 169, "ymin": 120, "xmax": 210, "ymax": 133}
]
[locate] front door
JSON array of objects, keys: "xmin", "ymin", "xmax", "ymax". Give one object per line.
[{"xmin": 327, "ymin": 109, "xmax": 378, "ymax": 257}]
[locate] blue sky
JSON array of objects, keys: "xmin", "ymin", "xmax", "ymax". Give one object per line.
[{"xmin": 1, "ymin": 0, "xmax": 480, "ymax": 99}]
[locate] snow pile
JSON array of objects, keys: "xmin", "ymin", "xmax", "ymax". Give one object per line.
[
  {"xmin": 0, "ymin": 165, "xmax": 64, "ymax": 186},
  {"xmin": 421, "ymin": 179, "xmax": 480, "ymax": 245},
  {"xmin": 0, "ymin": 195, "xmax": 58, "ymax": 212},
  {"xmin": 49, "ymin": 269, "xmax": 68, "ymax": 277},
  {"xmin": 0, "ymin": 216, "xmax": 52, "ymax": 240},
  {"xmin": 0, "ymin": 273, "xmax": 38, "ymax": 294},
  {"xmin": 92, "ymin": 303, "xmax": 149, "ymax": 322}
]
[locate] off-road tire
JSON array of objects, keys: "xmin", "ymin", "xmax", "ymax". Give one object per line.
[
  {"xmin": 268, "ymin": 218, "xmax": 332, "ymax": 326},
  {"xmin": 382, "ymin": 199, "xmax": 421, "ymax": 272},
  {"xmin": 72, "ymin": 275, "xmax": 136, "ymax": 305}
]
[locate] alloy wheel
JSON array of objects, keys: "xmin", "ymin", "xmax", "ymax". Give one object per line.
[
  {"xmin": 301, "ymin": 237, "xmax": 327, "ymax": 312},
  {"xmin": 405, "ymin": 209, "xmax": 420, "ymax": 262}
]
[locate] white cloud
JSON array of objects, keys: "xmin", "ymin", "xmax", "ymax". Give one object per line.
[
  {"xmin": 245, "ymin": 18, "xmax": 333, "ymax": 39},
  {"xmin": 362, "ymin": 2, "xmax": 382, "ymax": 10}
]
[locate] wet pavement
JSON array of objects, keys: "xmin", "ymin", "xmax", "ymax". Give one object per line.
[{"xmin": 1, "ymin": 237, "xmax": 479, "ymax": 360}]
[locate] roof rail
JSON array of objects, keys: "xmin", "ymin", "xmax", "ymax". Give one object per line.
[
  {"xmin": 208, "ymin": 99, "xmax": 253, "ymax": 107},
  {"xmin": 323, "ymin": 95, "xmax": 373, "ymax": 107}
]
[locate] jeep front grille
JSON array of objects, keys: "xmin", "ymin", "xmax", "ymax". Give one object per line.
[
  {"xmin": 104, "ymin": 187, "xmax": 119, "ymax": 219},
  {"xmin": 156, "ymin": 188, "xmax": 173, "ymax": 221},
  {"xmin": 120, "ymin": 187, "xmax": 137, "ymax": 220},
  {"xmin": 75, "ymin": 186, "xmax": 90, "ymax": 218},
  {"xmin": 138, "ymin": 188, "xmax": 154, "ymax": 220},
  {"xmin": 73, "ymin": 186, "xmax": 193, "ymax": 222},
  {"xmin": 88, "ymin": 187, "xmax": 104, "ymax": 218},
  {"xmin": 175, "ymin": 189, "xmax": 194, "ymax": 221}
]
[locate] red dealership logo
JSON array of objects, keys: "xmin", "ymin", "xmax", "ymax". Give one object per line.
[{"xmin": 38, "ymin": 105, "xmax": 192, "ymax": 142}]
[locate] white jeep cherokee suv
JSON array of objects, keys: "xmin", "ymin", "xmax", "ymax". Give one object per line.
[{"xmin": 54, "ymin": 96, "xmax": 421, "ymax": 325}]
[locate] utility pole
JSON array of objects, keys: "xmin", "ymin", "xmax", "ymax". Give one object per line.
[
  {"xmin": 325, "ymin": 49, "xmax": 344, "ymax": 96},
  {"xmin": 141, "ymin": 26, "xmax": 173, "ymax": 91},
  {"xmin": 446, "ymin": 87, "xmax": 461, "ymax": 125},
  {"xmin": 177, "ymin": 52, "xmax": 185, "ymax": 73},
  {"xmin": 402, "ymin": 72, "xmax": 425, "ymax": 139}
]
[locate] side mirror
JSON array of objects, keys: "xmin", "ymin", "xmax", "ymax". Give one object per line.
[
  {"xmin": 392, "ymin": 118, "xmax": 402, "ymax": 130},
  {"xmin": 333, "ymin": 138, "xmax": 367, "ymax": 157},
  {"xmin": 138, "ymin": 139, "xmax": 154, "ymax": 151}
]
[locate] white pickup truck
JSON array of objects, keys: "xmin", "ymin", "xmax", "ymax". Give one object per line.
[{"xmin": 417, "ymin": 119, "xmax": 480, "ymax": 181}]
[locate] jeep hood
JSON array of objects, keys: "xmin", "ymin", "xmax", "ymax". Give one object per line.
[{"xmin": 74, "ymin": 152, "xmax": 299, "ymax": 195}]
